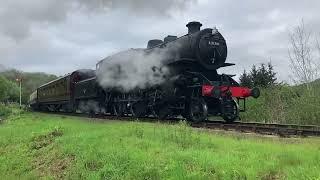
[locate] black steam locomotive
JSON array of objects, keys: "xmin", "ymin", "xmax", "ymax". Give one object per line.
[{"xmin": 29, "ymin": 21, "xmax": 259, "ymax": 122}]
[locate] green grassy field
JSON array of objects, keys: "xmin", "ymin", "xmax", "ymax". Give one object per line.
[{"xmin": 0, "ymin": 111, "xmax": 320, "ymax": 180}]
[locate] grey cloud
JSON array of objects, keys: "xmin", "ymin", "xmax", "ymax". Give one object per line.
[
  {"xmin": 76, "ymin": 0, "xmax": 195, "ymax": 15},
  {"xmin": 0, "ymin": 1, "xmax": 70, "ymax": 40},
  {"xmin": 0, "ymin": 0, "xmax": 195, "ymax": 40}
]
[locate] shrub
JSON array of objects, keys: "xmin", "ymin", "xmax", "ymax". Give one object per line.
[{"xmin": 0, "ymin": 104, "xmax": 12, "ymax": 119}]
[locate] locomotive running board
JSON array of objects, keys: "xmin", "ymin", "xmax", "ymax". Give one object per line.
[
  {"xmin": 220, "ymin": 63, "xmax": 235, "ymax": 68},
  {"xmin": 209, "ymin": 63, "xmax": 235, "ymax": 69}
]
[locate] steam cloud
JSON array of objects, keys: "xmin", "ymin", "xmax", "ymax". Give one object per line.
[
  {"xmin": 96, "ymin": 46, "xmax": 180, "ymax": 91},
  {"xmin": 78, "ymin": 100, "xmax": 103, "ymax": 114},
  {"xmin": 0, "ymin": 0, "xmax": 195, "ymax": 40}
]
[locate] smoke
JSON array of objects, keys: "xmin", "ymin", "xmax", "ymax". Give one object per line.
[
  {"xmin": 78, "ymin": 100, "xmax": 102, "ymax": 114},
  {"xmin": 96, "ymin": 46, "xmax": 180, "ymax": 91},
  {"xmin": 0, "ymin": 0, "xmax": 195, "ymax": 40}
]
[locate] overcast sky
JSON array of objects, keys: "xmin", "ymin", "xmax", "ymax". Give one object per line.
[{"xmin": 1, "ymin": 0, "xmax": 320, "ymax": 82}]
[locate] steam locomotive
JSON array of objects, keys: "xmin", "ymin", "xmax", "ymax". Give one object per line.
[{"xmin": 29, "ymin": 21, "xmax": 260, "ymax": 122}]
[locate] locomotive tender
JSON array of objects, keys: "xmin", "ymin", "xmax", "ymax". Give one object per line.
[{"xmin": 29, "ymin": 21, "xmax": 259, "ymax": 122}]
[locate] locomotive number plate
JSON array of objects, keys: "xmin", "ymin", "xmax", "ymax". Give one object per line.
[{"xmin": 208, "ymin": 41, "xmax": 219, "ymax": 46}]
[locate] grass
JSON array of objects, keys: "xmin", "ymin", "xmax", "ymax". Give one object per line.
[{"xmin": 0, "ymin": 111, "xmax": 319, "ymax": 179}]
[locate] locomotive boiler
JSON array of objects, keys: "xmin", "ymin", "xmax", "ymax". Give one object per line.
[
  {"xmin": 29, "ymin": 21, "xmax": 260, "ymax": 123},
  {"xmin": 146, "ymin": 21, "xmax": 229, "ymax": 70}
]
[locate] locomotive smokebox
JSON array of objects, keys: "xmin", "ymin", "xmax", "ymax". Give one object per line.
[{"xmin": 186, "ymin": 21, "xmax": 202, "ymax": 34}]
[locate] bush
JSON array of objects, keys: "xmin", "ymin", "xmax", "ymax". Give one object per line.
[{"xmin": 0, "ymin": 104, "xmax": 12, "ymax": 119}]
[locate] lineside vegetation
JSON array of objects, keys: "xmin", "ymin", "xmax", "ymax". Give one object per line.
[{"xmin": 241, "ymin": 83, "xmax": 320, "ymax": 125}]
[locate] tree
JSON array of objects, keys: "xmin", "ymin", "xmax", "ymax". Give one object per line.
[
  {"xmin": 239, "ymin": 62, "xmax": 277, "ymax": 88},
  {"xmin": 0, "ymin": 76, "xmax": 19, "ymax": 102},
  {"xmin": 267, "ymin": 62, "xmax": 277, "ymax": 86},
  {"xmin": 288, "ymin": 20, "xmax": 320, "ymax": 89},
  {"xmin": 0, "ymin": 76, "xmax": 9, "ymax": 101},
  {"xmin": 7, "ymin": 80, "xmax": 19, "ymax": 102},
  {"xmin": 239, "ymin": 70, "xmax": 252, "ymax": 87}
]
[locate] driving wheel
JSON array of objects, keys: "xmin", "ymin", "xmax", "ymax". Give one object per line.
[
  {"xmin": 131, "ymin": 101, "xmax": 148, "ymax": 118},
  {"xmin": 186, "ymin": 97, "xmax": 208, "ymax": 123}
]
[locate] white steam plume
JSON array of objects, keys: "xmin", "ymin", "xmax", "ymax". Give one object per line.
[
  {"xmin": 78, "ymin": 100, "xmax": 103, "ymax": 114},
  {"xmin": 96, "ymin": 46, "xmax": 180, "ymax": 91}
]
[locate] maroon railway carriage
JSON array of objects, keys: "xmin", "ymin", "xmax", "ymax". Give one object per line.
[{"xmin": 30, "ymin": 70, "xmax": 95, "ymax": 112}]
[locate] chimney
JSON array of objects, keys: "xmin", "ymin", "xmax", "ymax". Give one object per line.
[{"xmin": 186, "ymin": 21, "xmax": 202, "ymax": 34}]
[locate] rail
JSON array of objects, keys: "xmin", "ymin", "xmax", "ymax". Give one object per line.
[{"xmin": 192, "ymin": 121, "xmax": 320, "ymax": 137}]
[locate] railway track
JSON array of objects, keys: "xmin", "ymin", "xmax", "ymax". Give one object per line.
[
  {"xmin": 42, "ymin": 111, "xmax": 320, "ymax": 137},
  {"xmin": 192, "ymin": 121, "xmax": 320, "ymax": 137}
]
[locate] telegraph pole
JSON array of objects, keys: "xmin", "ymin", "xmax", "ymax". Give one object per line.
[{"xmin": 16, "ymin": 78, "xmax": 22, "ymax": 108}]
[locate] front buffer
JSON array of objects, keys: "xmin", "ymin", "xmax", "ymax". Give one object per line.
[{"xmin": 198, "ymin": 84, "xmax": 260, "ymax": 123}]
